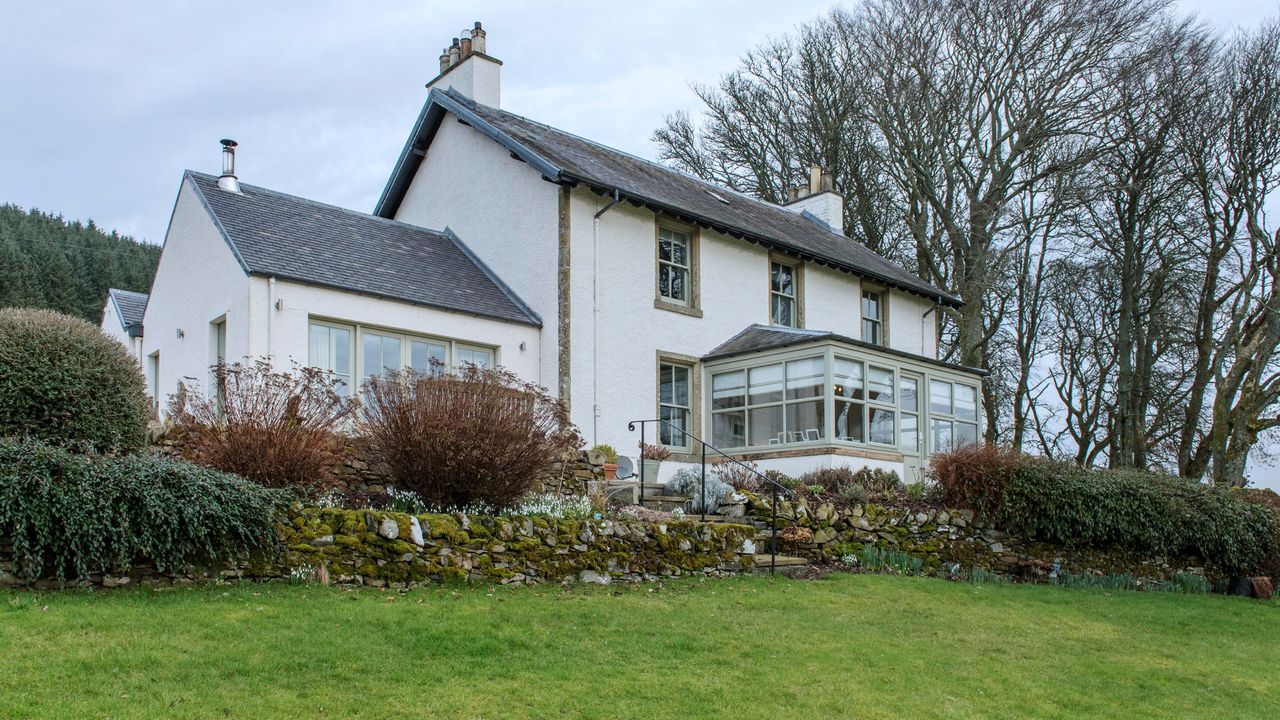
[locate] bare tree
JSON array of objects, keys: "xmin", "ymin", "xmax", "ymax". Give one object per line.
[
  {"xmin": 1067, "ymin": 20, "xmax": 1213, "ymax": 469},
  {"xmin": 1176, "ymin": 19, "xmax": 1280, "ymax": 486},
  {"xmin": 654, "ymin": 1, "xmax": 1280, "ymax": 481},
  {"xmin": 654, "ymin": 19, "xmax": 911, "ymax": 262}
]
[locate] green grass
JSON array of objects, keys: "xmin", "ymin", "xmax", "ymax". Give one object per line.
[{"xmin": 1, "ymin": 574, "xmax": 1276, "ymax": 719}]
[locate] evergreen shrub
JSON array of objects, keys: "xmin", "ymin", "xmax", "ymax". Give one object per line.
[
  {"xmin": 0, "ymin": 438, "xmax": 288, "ymax": 582},
  {"xmin": 0, "ymin": 308, "xmax": 150, "ymax": 452},
  {"xmin": 932, "ymin": 445, "xmax": 1280, "ymax": 577}
]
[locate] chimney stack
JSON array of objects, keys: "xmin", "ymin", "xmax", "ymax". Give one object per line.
[
  {"xmin": 427, "ymin": 21, "xmax": 501, "ymax": 108},
  {"xmin": 217, "ymin": 139, "xmax": 240, "ymax": 193},
  {"xmin": 784, "ymin": 164, "xmax": 843, "ymax": 233}
]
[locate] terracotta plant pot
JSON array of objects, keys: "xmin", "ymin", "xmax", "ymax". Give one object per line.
[{"xmin": 603, "ymin": 463, "xmax": 618, "ymax": 481}]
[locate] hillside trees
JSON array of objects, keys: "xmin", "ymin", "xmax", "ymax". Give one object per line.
[{"xmin": 0, "ymin": 204, "xmax": 159, "ymax": 323}]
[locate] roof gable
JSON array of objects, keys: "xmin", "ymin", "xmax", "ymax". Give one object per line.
[
  {"xmin": 184, "ymin": 171, "xmax": 540, "ymax": 327},
  {"xmin": 376, "ymin": 88, "xmax": 958, "ymax": 306},
  {"xmin": 107, "ymin": 288, "xmax": 148, "ymax": 331}
]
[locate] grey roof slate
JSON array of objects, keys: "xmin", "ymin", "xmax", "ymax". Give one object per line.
[
  {"xmin": 107, "ymin": 288, "xmax": 148, "ymax": 330},
  {"xmin": 376, "ymin": 88, "xmax": 958, "ymax": 306},
  {"xmin": 704, "ymin": 324, "xmax": 985, "ymax": 376},
  {"xmin": 185, "ymin": 171, "xmax": 540, "ymax": 327}
]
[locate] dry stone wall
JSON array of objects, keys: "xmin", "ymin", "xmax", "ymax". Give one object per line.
[
  {"xmin": 750, "ymin": 494, "xmax": 1210, "ymax": 584},
  {"xmin": 0, "ymin": 508, "xmax": 753, "ymax": 590}
]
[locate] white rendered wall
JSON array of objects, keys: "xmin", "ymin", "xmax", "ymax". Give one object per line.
[
  {"xmin": 393, "ymin": 118, "xmax": 559, "ymax": 390},
  {"xmin": 140, "ymin": 178, "xmax": 252, "ymax": 412},
  {"xmin": 654, "ymin": 454, "xmax": 904, "ymax": 485},
  {"xmin": 803, "ymin": 262, "xmax": 860, "ymax": 338},
  {"xmin": 571, "ymin": 187, "xmax": 935, "ymax": 456},
  {"xmin": 888, "ymin": 291, "xmax": 937, "ymax": 358}
]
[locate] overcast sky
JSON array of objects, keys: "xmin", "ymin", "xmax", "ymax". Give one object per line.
[{"xmin": 1, "ymin": 0, "xmax": 1277, "ymax": 486}]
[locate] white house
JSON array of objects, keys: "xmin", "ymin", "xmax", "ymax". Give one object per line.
[
  {"xmin": 100, "ymin": 288, "xmax": 147, "ymax": 361},
  {"xmin": 117, "ymin": 22, "xmax": 983, "ymax": 484}
]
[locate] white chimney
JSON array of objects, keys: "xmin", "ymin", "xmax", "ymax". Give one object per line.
[
  {"xmin": 427, "ymin": 21, "xmax": 501, "ymax": 108},
  {"xmin": 784, "ymin": 164, "xmax": 842, "ymax": 233},
  {"xmin": 217, "ymin": 139, "xmax": 241, "ymax": 193}
]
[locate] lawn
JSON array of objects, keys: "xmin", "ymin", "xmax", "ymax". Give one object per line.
[{"xmin": 1, "ymin": 573, "xmax": 1275, "ymax": 719}]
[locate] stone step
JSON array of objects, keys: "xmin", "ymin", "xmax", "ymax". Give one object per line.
[{"xmin": 751, "ymin": 553, "xmax": 807, "ymax": 567}]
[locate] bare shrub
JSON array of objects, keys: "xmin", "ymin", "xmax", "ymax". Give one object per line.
[
  {"xmin": 714, "ymin": 459, "xmax": 763, "ymax": 493},
  {"xmin": 795, "ymin": 466, "xmax": 902, "ymax": 504},
  {"xmin": 169, "ymin": 360, "xmax": 351, "ymax": 496},
  {"xmin": 356, "ymin": 366, "xmax": 581, "ymax": 510},
  {"xmin": 930, "ymin": 444, "xmax": 1027, "ymax": 514}
]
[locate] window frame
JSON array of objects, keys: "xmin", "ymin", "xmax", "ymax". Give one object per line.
[
  {"xmin": 654, "ymin": 219, "xmax": 702, "ymax": 317},
  {"xmin": 656, "ymin": 354, "xmax": 699, "ymax": 452},
  {"xmin": 861, "ymin": 287, "xmax": 886, "ymax": 346},
  {"xmin": 307, "ymin": 317, "xmax": 498, "ymax": 395},
  {"xmin": 927, "ymin": 379, "xmax": 979, "ymax": 454},
  {"xmin": 768, "ymin": 255, "xmax": 803, "ymax": 328},
  {"xmin": 710, "ymin": 354, "xmax": 828, "ymax": 450}
]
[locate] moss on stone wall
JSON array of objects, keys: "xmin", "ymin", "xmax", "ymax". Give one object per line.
[
  {"xmin": 743, "ymin": 493, "xmax": 1210, "ymax": 585},
  {"xmin": 268, "ymin": 508, "xmax": 751, "ymax": 587}
]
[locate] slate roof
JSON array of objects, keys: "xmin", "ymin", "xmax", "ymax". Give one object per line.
[
  {"xmin": 185, "ymin": 171, "xmax": 540, "ymax": 327},
  {"xmin": 704, "ymin": 324, "xmax": 985, "ymax": 376},
  {"xmin": 107, "ymin": 288, "xmax": 148, "ymax": 331},
  {"xmin": 376, "ymin": 88, "xmax": 959, "ymax": 306}
]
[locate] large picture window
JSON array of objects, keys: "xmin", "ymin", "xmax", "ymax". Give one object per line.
[
  {"xmin": 308, "ymin": 320, "xmax": 494, "ymax": 395},
  {"xmin": 309, "ymin": 322, "xmax": 352, "ymax": 396}
]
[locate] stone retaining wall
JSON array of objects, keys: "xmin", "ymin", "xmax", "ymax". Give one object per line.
[
  {"xmin": 749, "ymin": 494, "xmax": 1208, "ymax": 583},
  {"xmin": 0, "ymin": 509, "xmax": 754, "ymax": 589}
]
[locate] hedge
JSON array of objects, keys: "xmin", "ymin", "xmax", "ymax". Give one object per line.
[
  {"xmin": 0, "ymin": 308, "xmax": 151, "ymax": 452},
  {"xmin": 934, "ymin": 446, "xmax": 1280, "ymax": 578},
  {"xmin": 0, "ymin": 438, "xmax": 290, "ymax": 582}
]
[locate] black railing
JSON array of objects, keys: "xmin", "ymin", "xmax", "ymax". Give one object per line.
[{"xmin": 627, "ymin": 418, "xmax": 792, "ymax": 575}]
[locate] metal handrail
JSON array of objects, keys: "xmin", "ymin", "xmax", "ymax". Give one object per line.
[{"xmin": 627, "ymin": 418, "xmax": 792, "ymax": 575}]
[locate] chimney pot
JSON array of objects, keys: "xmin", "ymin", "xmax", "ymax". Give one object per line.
[
  {"xmin": 820, "ymin": 171, "xmax": 833, "ymax": 192},
  {"xmin": 439, "ymin": 51, "xmax": 450, "ymax": 74},
  {"xmin": 471, "ymin": 21, "xmax": 486, "ymax": 54},
  {"xmin": 448, "ymin": 39, "xmax": 460, "ymax": 67},
  {"xmin": 459, "ymin": 35, "xmax": 472, "ymax": 59},
  {"xmin": 808, "ymin": 166, "xmax": 822, "ymax": 195},
  {"xmin": 218, "ymin": 138, "xmax": 241, "ymax": 193}
]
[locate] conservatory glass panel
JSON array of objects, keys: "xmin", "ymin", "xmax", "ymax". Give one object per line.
[
  {"xmin": 748, "ymin": 405, "xmax": 784, "ymax": 446},
  {"xmin": 748, "ymin": 364, "xmax": 784, "ymax": 405},
  {"xmin": 833, "ymin": 357, "xmax": 863, "ymax": 400},
  {"xmin": 785, "ymin": 357, "xmax": 824, "ymax": 400}
]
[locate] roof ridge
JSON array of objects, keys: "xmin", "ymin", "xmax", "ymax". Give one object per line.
[
  {"xmin": 448, "ymin": 90, "xmax": 836, "ymax": 234},
  {"xmin": 186, "ymin": 170, "xmax": 454, "ymax": 241}
]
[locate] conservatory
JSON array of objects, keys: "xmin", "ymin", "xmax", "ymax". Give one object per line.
[{"xmin": 696, "ymin": 326, "xmax": 985, "ymax": 481}]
